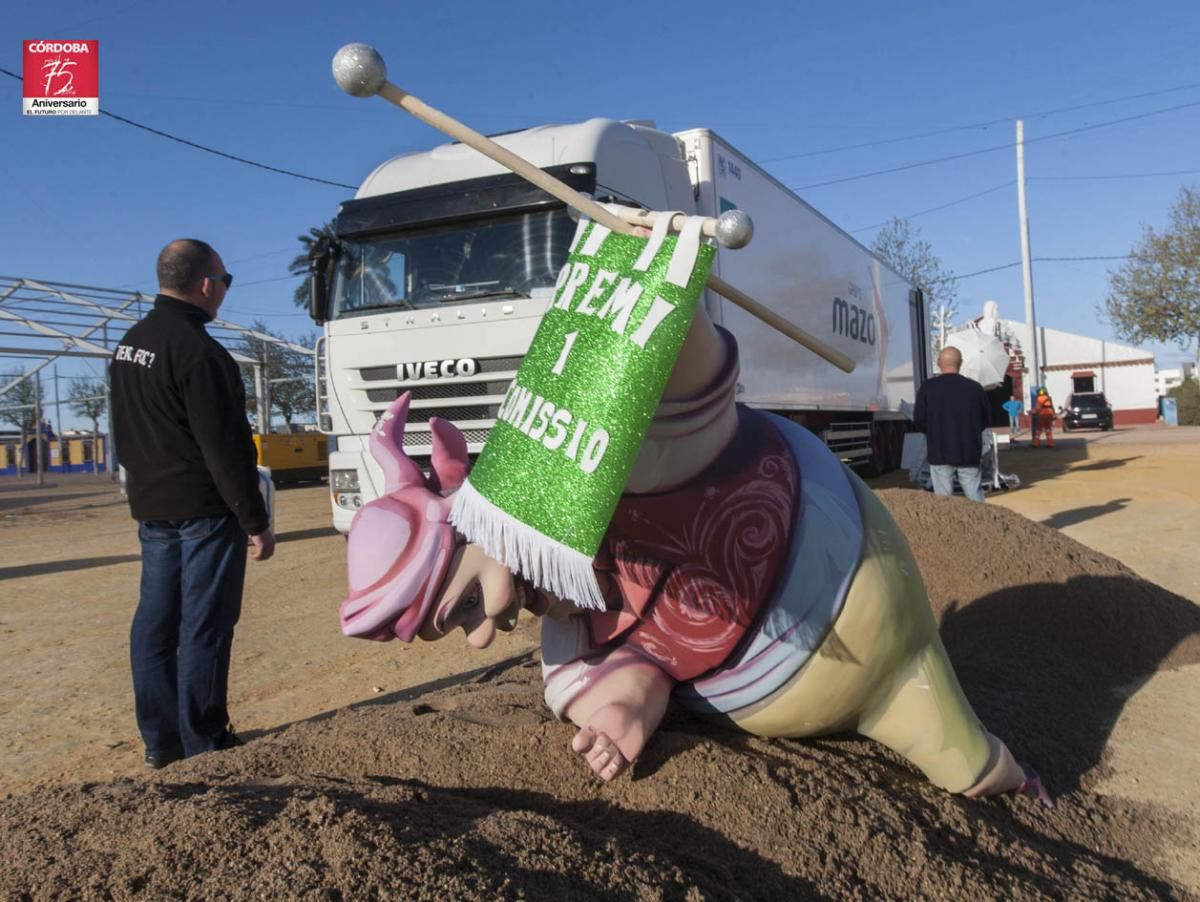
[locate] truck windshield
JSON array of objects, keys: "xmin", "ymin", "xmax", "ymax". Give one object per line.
[{"xmin": 331, "ymin": 208, "xmax": 574, "ymax": 318}]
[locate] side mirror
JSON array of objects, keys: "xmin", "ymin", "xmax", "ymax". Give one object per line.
[{"xmin": 308, "ymin": 240, "xmax": 338, "ymax": 324}]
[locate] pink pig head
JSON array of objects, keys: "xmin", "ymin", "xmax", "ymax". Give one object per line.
[
  {"xmin": 339, "ymin": 392, "xmax": 469, "ymax": 642},
  {"xmin": 339, "ymin": 392, "xmax": 537, "ymax": 647}
]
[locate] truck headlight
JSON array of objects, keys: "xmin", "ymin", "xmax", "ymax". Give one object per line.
[
  {"xmin": 330, "ymin": 469, "xmax": 360, "ymax": 491},
  {"xmin": 335, "ymin": 493, "xmax": 363, "ymax": 511}
]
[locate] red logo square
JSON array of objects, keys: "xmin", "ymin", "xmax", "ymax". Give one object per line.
[{"xmin": 23, "ymin": 40, "xmax": 99, "ymax": 116}]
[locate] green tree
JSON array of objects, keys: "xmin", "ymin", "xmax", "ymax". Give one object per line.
[
  {"xmin": 1168, "ymin": 375, "xmax": 1200, "ymax": 426},
  {"xmin": 0, "ymin": 370, "xmax": 44, "ymax": 471},
  {"xmin": 1105, "ymin": 185, "xmax": 1200, "ymax": 371},
  {"xmin": 870, "ymin": 217, "xmax": 959, "ymax": 350},
  {"xmin": 288, "ymin": 221, "xmax": 337, "ymax": 309},
  {"xmin": 240, "ymin": 321, "xmax": 316, "ymax": 428},
  {"xmin": 68, "ymin": 379, "xmax": 107, "ymax": 459},
  {"xmin": 0, "ymin": 371, "xmax": 41, "ymax": 434}
]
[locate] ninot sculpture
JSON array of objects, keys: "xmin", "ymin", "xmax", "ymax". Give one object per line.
[
  {"xmin": 338, "ymin": 321, "xmax": 1049, "ymax": 805},
  {"xmin": 327, "ymin": 45, "xmax": 1045, "ymax": 801}
]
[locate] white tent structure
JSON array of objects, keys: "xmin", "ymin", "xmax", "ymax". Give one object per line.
[{"xmin": 0, "ymin": 274, "xmax": 314, "ymax": 483}]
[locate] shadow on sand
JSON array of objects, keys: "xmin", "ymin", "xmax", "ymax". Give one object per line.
[
  {"xmin": 936, "ymin": 574, "xmax": 1200, "ymax": 792},
  {"xmin": 0, "ymin": 553, "xmax": 141, "ymax": 581},
  {"xmin": 1040, "ymin": 498, "xmax": 1132, "ymax": 530}
]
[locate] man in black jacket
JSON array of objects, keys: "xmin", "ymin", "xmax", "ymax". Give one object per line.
[
  {"xmin": 111, "ymin": 238, "xmax": 276, "ymax": 768},
  {"xmin": 913, "ymin": 345, "xmax": 991, "ymax": 502}
]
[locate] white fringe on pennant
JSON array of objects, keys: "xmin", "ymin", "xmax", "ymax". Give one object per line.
[
  {"xmin": 450, "ymin": 477, "xmax": 607, "ymax": 611},
  {"xmin": 666, "ymin": 215, "xmax": 707, "ymax": 287}
]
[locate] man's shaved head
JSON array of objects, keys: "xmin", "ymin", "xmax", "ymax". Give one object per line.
[
  {"xmin": 157, "ymin": 239, "xmax": 218, "ymax": 293},
  {"xmin": 938, "ymin": 346, "xmax": 963, "ymax": 373}
]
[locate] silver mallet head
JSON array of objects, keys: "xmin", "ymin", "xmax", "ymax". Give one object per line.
[
  {"xmin": 332, "ymin": 44, "xmax": 387, "ymax": 97},
  {"xmin": 715, "ymin": 209, "xmax": 754, "ymax": 249}
]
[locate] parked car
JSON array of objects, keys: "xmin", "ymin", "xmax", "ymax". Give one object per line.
[{"xmin": 1062, "ymin": 392, "xmax": 1114, "ymax": 431}]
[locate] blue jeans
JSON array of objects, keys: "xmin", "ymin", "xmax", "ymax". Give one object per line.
[
  {"xmin": 929, "ymin": 464, "xmax": 985, "ymax": 502},
  {"xmin": 131, "ymin": 514, "xmax": 247, "ymax": 757}
]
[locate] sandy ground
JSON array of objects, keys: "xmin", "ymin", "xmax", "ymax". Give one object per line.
[
  {"xmin": 995, "ymin": 427, "xmax": 1200, "ymax": 887},
  {"xmin": 991, "ymin": 425, "xmax": 1200, "ymax": 605},
  {"xmin": 0, "ymin": 477, "xmax": 541, "ymax": 792},
  {"xmin": 878, "ymin": 424, "xmax": 1200, "ymax": 889},
  {"xmin": 1, "ymin": 424, "xmax": 1197, "ymax": 894}
]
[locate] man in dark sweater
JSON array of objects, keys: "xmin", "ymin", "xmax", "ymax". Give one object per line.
[
  {"xmin": 111, "ymin": 239, "xmax": 275, "ymax": 768},
  {"xmin": 912, "ymin": 345, "xmax": 991, "ymax": 501}
]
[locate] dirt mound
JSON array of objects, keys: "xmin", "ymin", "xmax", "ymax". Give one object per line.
[{"xmin": 3, "ymin": 490, "xmax": 1198, "ymax": 899}]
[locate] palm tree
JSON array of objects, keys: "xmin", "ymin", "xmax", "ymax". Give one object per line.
[{"xmin": 288, "ymin": 221, "xmax": 337, "ymax": 308}]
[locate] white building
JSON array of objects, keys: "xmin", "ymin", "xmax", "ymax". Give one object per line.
[
  {"xmin": 966, "ymin": 302, "xmax": 1159, "ymax": 426},
  {"xmin": 1155, "ymin": 363, "xmax": 1197, "ymax": 397}
]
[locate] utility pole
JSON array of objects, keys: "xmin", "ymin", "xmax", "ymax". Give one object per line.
[
  {"xmin": 34, "ymin": 371, "xmax": 44, "ymax": 487},
  {"xmin": 1016, "ymin": 119, "xmax": 1040, "ymax": 392},
  {"xmin": 253, "ymin": 363, "xmax": 270, "ymax": 435},
  {"xmin": 54, "ymin": 364, "xmax": 63, "ymax": 443},
  {"xmin": 104, "ymin": 322, "xmax": 118, "ymax": 482}
]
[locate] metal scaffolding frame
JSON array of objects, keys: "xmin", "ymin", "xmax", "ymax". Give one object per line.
[{"xmin": 0, "ymin": 275, "xmax": 315, "ymax": 483}]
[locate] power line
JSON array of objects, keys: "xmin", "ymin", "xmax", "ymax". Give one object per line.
[
  {"xmin": 792, "ymin": 99, "xmax": 1200, "ymax": 191},
  {"xmin": 227, "ymin": 246, "xmax": 299, "ymax": 265},
  {"xmin": 0, "ymin": 66, "xmax": 356, "ymax": 190},
  {"xmin": 851, "ymin": 168, "xmax": 1200, "ymax": 236},
  {"xmin": 1031, "ymin": 167, "xmax": 1200, "ymax": 181},
  {"xmin": 931, "ymin": 254, "xmax": 1133, "ymax": 284},
  {"xmin": 1035, "ymin": 255, "xmax": 1129, "ymax": 262},
  {"xmin": 850, "ymin": 181, "xmax": 1015, "ymax": 234},
  {"xmin": 761, "ymin": 81, "xmax": 1200, "ymax": 164},
  {"xmin": 222, "ymin": 308, "xmax": 313, "ymax": 319},
  {"xmin": 234, "ymin": 274, "xmax": 300, "ymax": 288},
  {"xmin": 930, "ymin": 262, "xmax": 1022, "ymax": 284}
]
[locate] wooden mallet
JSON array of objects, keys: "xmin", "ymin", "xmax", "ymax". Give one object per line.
[{"xmin": 331, "ymin": 43, "xmax": 855, "ymax": 374}]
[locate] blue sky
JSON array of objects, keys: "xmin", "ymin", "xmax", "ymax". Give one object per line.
[{"xmin": 4, "ymin": 1, "xmax": 1199, "ymax": 428}]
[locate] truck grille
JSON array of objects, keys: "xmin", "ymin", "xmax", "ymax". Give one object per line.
[
  {"xmin": 359, "ymin": 356, "xmax": 522, "ymax": 382},
  {"xmin": 353, "ymin": 354, "xmax": 523, "ymax": 451},
  {"xmin": 409, "ymin": 427, "xmax": 492, "ymax": 450},
  {"xmin": 364, "ymin": 384, "xmax": 512, "ymax": 404},
  {"xmin": 366, "ymin": 402, "xmax": 502, "ymax": 421}
]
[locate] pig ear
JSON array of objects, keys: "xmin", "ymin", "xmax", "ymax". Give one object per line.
[
  {"xmin": 427, "ymin": 417, "xmax": 469, "ymax": 493},
  {"xmin": 370, "ymin": 392, "xmax": 425, "ymax": 494}
]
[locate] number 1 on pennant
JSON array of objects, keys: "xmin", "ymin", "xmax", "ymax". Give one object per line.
[{"xmin": 552, "ymin": 331, "xmax": 579, "ymax": 375}]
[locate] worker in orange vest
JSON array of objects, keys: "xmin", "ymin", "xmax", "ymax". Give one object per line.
[{"xmin": 1031, "ymin": 388, "xmax": 1055, "ymax": 448}]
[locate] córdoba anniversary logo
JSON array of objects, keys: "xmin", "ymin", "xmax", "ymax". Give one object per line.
[{"xmin": 22, "ymin": 40, "xmax": 99, "ymax": 116}]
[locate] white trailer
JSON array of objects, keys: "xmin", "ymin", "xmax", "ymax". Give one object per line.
[{"xmin": 310, "ymin": 119, "xmax": 930, "ymax": 532}]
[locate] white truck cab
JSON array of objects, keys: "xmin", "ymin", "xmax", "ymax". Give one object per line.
[{"xmin": 311, "ymin": 119, "xmax": 927, "ymax": 532}]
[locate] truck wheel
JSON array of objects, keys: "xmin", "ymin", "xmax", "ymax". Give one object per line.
[
  {"xmin": 864, "ymin": 426, "xmax": 888, "ymax": 477},
  {"xmin": 886, "ymin": 424, "xmax": 904, "ymax": 471}
]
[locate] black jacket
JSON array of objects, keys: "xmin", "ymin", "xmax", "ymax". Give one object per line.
[
  {"xmin": 913, "ymin": 372, "xmax": 992, "ymax": 467},
  {"xmin": 110, "ymin": 295, "xmax": 269, "ymax": 534}
]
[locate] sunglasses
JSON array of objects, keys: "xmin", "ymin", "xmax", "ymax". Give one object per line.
[{"xmin": 208, "ymin": 272, "xmax": 234, "ymax": 289}]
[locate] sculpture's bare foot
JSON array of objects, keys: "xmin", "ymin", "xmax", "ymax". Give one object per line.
[
  {"xmin": 571, "ymin": 727, "xmax": 631, "ymax": 782},
  {"xmin": 1017, "ymin": 764, "xmax": 1054, "ymax": 808},
  {"xmin": 570, "ymin": 701, "xmax": 650, "ymax": 782}
]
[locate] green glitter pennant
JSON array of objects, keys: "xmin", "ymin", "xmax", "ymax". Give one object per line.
[{"xmin": 451, "ymin": 215, "xmax": 715, "ymax": 609}]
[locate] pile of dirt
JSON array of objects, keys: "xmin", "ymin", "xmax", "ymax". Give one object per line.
[{"xmin": 3, "ymin": 489, "xmax": 1198, "ymax": 899}]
